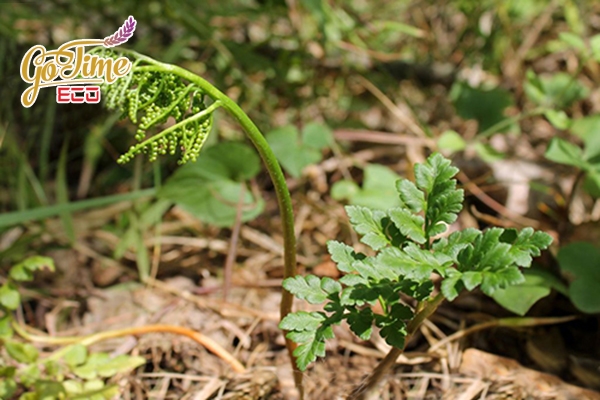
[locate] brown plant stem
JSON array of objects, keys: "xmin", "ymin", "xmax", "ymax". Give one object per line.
[{"xmin": 347, "ymin": 292, "xmax": 445, "ymax": 400}]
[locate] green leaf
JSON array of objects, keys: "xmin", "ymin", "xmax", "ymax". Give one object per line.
[
  {"xmin": 0, "ymin": 283, "xmax": 20, "ymax": 311},
  {"xmin": 545, "ymin": 137, "xmax": 586, "ymax": 169},
  {"xmin": 280, "ymin": 311, "xmax": 326, "ymax": 332},
  {"xmin": 62, "ymin": 344, "xmax": 88, "ymax": 367},
  {"xmin": 327, "ymin": 240, "xmax": 365, "ymax": 273},
  {"xmin": 441, "ymin": 269, "xmax": 463, "ymax": 301},
  {"xmin": 544, "ymin": 110, "xmax": 571, "ymax": 130},
  {"xmin": 0, "ymin": 314, "xmax": 13, "ymax": 339},
  {"xmin": 378, "ymin": 244, "xmax": 451, "ymax": 281},
  {"xmin": 395, "ymin": 179, "xmax": 425, "ymax": 213},
  {"xmin": 437, "ymin": 130, "xmax": 466, "ymax": 154},
  {"xmin": 433, "ymin": 228, "xmax": 481, "ymax": 260},
  {"xmin": 5, "ymin": 340, "xmax": 39, "ymax": 363},
  {"xmin": 558, "ymin": 32, "xmax": 586, "ymax": 53},
  {"xmin": 302, "ymin": 122, "xmax": 334, "ymax": 150},
  {"xmin": 450, "ymin": 81, "xmax": 514, "ymax": 132},
  {"xmin": 347, "ymin": 308, "xmax": 374, "ymax": 340},
  {"xmin": 289, "ymin": 325, "xmax": 333, "ymax": 371},
  {"xmin": 73, "ymin": 353, "xmax": 145, "ymax": 380},
  {"xmin": 525, "ymin": 71, "xmax": 589, "ymax": 108},
  {"xmin": 557, "ymin": 242, "xmax": 600, "ymax": 313},
  {"xmin": 332, "ymin": 164, "xmax": 402, "ymax": 210},
  {"xmin": 473, "ymin": 142, "xmax": 505, "ymax": 162},
  {"xmin": 282, "ymin": 276, "xmax": 325, "ymax": 304},
  {"xmin": 331, "ymin": 180, "xmax": 360, "ymax": 201},
  {"xmin": 501, "ymin": 227, "xmax": 553, "ymax": 267},
  {"xmin": 388, "ymin": 208, "xmax": 425, "ymax": 244},
  {"xmin": 34, "ymin": 380, "xmax": 67, "ymax": 399},
  {"xmin": 266, "ymin": 125, "xmax": 322, "ymax": 177},
  {"xmin": 9, "ymin": 256, "xmax": 55, "ymax": 282},
  {"xmin": 0, "ymin": 378, "xmax": 16, "ymax": 399},
  {"xmin": 480, "ymin": 266, "xmax": 524, "ymax": 295},
  {"xmin": 158, "ymin": 142, "xmax": 264, "ymax": 227},
  {"xmin": 591, "ymin": 34, "xmax": 600, "ymax": 61},
  {"xmin": 345, "ymin": 206, "xmax": 391, "ymax": 250},
  {"xmin": 491, "ymin": 271, "xmax": 556, "ymax": 315}
]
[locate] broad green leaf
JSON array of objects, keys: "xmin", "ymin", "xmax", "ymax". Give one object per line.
[
  {"xmin": 0, "ymin": 378, "xmax": 16, "ymax": 399},
  {"xmin": 0, "ymin": 314, "xmax": 13, "ymax": 339},
  {"xmin": 437, "ymin": 130, "xmax": 466, "ymax": 154},
  {"xmin": 388, "ymin": 208, "xmax": 425, "ymax": 244},
  {"xmin": 327, "ymin": 241, "xmax": 364, "ymax": 273},
  {"xmin": 544, "ymin": 110, "xmax": 571, "ymax": 130},
  {"xmin": 331, "ymin": 180, "xmax": 360, "ymax": 201},
  {"xmin": 450, "ymin": 81, "xmax": 514, "ymax": 132},
  {"xmin": 491, "ymin": 271, "xmax": 558, "ymax": 315},
  {"xmin": 558, "ymin": 32, "xmax": 586, "ymax": 52},
  {"xmin": 302, "ymin": 122, "xmax": 334, "ymax": 150},
  {"xmin": 34, "ymin": 381, "xmax": 67, "ymax": 399},
  {"xmin": 62, "ymin": 344, "xmax": 88, "ymax": 367},
  {"xmin": 332, "ymin": 164, "xmax": 402, "ymax": 210},
  {"xmin": 345, "ymin": 206, "xmax": 391, "ymax": 250},
  {"xmin": 73, "ymin": 353, "xmax": 145, "ymax": 380},
  {"xmin": 266, "ymin": 125, "xmax": 322, "ymax": 177},
  {"xmin": 5, "ymin": 341, "xmax": 39, "ymax": 363},
  {"xmin": 282, "ymin": 275, "xmax": 330, "ymax": 304},
  {"xmin": 525, "ymin": 71, "xmax": 589, "ymax": 108},
  {"xmin": 204, "ymin": 141, "xmax": 261, "ymax": 181},
  {"xmin": 95, "ymin": 355, "xmax": 146, "ymax": 378},
  {"xmin": 557, "ymin": 242, "xmax": 600, "ymax": 313},
  {"xmin": 545, "ymin": 138, "xmax": 586, "ymax": 169},
  {"xmin": 474, "ymin": 142, "xmax": 505, "ymax": 162},
  {"xmin": 0, "ymin": 283, "xmax": 20, "ymax": 310},
  {"xmin": 158, "ymin": 151, "xmax": 264, "ymax": 227},
  {"xmin": 396, "ymin": 179, "xmax": 425, "ymax": 213}
]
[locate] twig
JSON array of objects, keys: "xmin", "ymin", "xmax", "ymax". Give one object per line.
[{"xmin": 428, "ymin": 315, "xmax": 577, "ymax": 353}]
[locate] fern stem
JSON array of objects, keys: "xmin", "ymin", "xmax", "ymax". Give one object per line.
[
  {"xmin": 347, "ymin": 292, "xmax": 445, "ymax": 400},
  {"xmin": 115, "ymin": 50, "xmax": 303, "ymax": 397}
]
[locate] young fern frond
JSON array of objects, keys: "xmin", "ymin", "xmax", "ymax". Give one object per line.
[{"xmin": 89, "ymin": 48, "xmax": 219, "ymax": 164}]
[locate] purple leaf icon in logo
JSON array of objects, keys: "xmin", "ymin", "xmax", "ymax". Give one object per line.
[{"xmin": 103, "ymin": 16, "xmax": 136, "ymax": 48}]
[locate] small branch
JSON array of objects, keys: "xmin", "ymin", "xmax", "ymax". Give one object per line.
[
  {"xmin": 429, "ymin": 315, "xmax": 577, "ymax": 353},
  {"xmin": 12, "ymin": 320, "xmax": 246, "ymax": 373},
  {"xmin": 347, "ymin": 293, "xmax": 445, "ymax": 400}
]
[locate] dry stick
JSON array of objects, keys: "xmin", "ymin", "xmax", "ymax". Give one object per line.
[
  {"xmin": 223, "ymin": 184, "xmax": 246, "ymax": 300},
  {"xmin": 356, "ymin": 75, "xmax": 427, "ymax": 138},
  {"xmin": 12, "ymin": 320, "xmax": 246, "ymax": 373},
  {"xmin": 347, "ymin": 293, "xmax": 446, "ymax": 400},
  {"xmin": 457, "ymin": 171, "xmax": 541, "ymax": 228},
  {"xmin": 428, "ymin": 315, "xmax": 577, "ymax": 353}
]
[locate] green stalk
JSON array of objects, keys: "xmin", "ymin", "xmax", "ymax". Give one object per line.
[{"xmin": 115, "ymin": 50, "xmax": 302, "ymax": 396}]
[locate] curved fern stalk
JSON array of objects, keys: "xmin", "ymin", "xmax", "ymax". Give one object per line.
[{"xmin": 89, "ymin": 48, "xmax": 303, "ymax": 396}]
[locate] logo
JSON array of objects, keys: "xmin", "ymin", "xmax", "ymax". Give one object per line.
[{"xmin": 20, "ymin": 16, "xmax": 137, "ymax": 108}]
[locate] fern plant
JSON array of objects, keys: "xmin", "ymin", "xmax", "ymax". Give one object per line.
[
  {"xmin": 88, "ymin": 48, "xmax": 304, "ymax": 395},
  {"xmin": 280, "ymin": 153, "xmax": 553, "ymax": 399}
]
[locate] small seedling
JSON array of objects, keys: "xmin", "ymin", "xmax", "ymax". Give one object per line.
[{"xmin": 280, "ymin": 153, "xmax": 553, "ymax": 397}]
